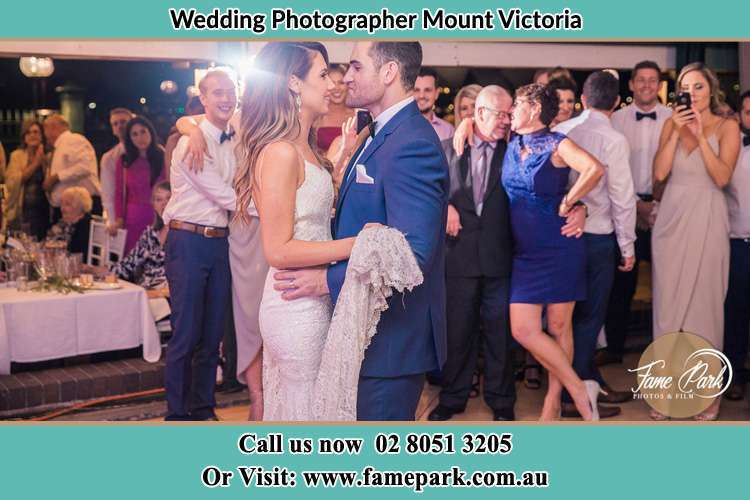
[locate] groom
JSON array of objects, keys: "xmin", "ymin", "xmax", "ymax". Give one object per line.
[{"xmin": 275, "ymin": 41, "xmax": 449, "ymax": 420}]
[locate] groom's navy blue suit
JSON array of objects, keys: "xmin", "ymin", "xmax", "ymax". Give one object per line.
[{"xmin": 328, "ymin": 100, "xmax": 449, "ymax": 420}]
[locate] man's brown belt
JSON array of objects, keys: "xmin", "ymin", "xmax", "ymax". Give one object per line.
[{"xmin": 169, "ymin": 220, "xmax": 229, "ymax": 238}]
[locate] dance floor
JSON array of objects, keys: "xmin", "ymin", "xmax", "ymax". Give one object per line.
[
  {"xmin": 199, "ymin": 350, "xmax": 749, "ymax": 422},
  {"xmin": 143, "ymin": 265, "xmax": 748, "ymax": 422}
]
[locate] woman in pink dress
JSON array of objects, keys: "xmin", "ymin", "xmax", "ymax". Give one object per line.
[
  {"xmin": 114, "ymin": 116, "xmax": 165, "ymax": 253},
  {"xmin": 316, "ymin": 64, "xmax": 354, "ymax": 153}
]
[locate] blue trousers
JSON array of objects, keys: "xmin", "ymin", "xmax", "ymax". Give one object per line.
[
  {"xmin": 357, "ymin": 373, "xmax": 425, "ymax": 421},
  {"xmin": 164, "ymin": 229, "xmax": 231, "ymax": 420},
  {"xmin": 563, "ymin": 233, "xmax": 616, "ymax": 403},
  {"xmin": 724, "ymin": 239, "xmax": 750, "ymax": 385}
]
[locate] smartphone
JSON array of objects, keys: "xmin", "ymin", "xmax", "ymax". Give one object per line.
[
  {"xmin": 356, "ymin": 109, "xmax": 372, "ymax": 134},
  {"xmin": 675, "ymin": 92, "xmax": 692, "ymax": 110}
]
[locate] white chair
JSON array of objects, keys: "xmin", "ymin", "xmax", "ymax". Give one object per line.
[
  {"xmin": 87, "ymin": 220, "xmax": 108, "ymax": 267},
  {"xmin": 107, "ymin": 227, "xmax": 127, "ymax": 265},
  {"xmin": 87, "ymin": 220, "xmax": 128, "ymax": 267},
  {"xmin": 149, "ymin": 296, "xmax": 172, "ymax": 343}
]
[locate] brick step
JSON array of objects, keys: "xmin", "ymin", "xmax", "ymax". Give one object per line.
[{"xmin": 0, "ymin": 358, "xmax": 165, "ymax": 418}]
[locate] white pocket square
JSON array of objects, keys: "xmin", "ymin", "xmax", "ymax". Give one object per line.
[{"xmin": 355, "ymin": 164, "xmax": 375, "ymax": 184}]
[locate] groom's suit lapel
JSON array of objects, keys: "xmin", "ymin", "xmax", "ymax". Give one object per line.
[
  {"xmin": 336, "ymin": 101, "xmax": 419, "ymax": 222},
  {"xmin": 359, "ymin": 101, "xmax": 419, "ymax": 166}
]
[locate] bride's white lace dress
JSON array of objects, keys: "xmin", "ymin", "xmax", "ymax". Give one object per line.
[
  {"xmin": 259, "ymin": 160, "xmax": 333, "ymax": 421},
  {"xmin": 258, "ymin": 159, "xmax": 424, "ymax": 422}
]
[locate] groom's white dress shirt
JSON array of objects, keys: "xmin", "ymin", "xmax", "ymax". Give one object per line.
[{"xmin": 347, "ymin": 96, "xmax": 415, "ymax": 183}]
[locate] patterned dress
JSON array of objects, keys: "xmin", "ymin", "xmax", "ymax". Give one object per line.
[{"xmin": 111, "ymin": 224, "xmax": 166, "ymax": 289}]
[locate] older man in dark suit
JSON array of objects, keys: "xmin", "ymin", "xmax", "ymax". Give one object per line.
[{"xmin": 429, "ymin": 85, "xmax": 517, "ymax": 421}]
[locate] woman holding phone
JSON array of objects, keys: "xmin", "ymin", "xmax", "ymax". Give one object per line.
[{"xmin": 651, "ymin": 62, "xmax": 740, "ymax": 421}]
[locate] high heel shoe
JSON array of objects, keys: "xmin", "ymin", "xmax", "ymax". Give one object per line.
[{"xmin": 583, "ymin": 380, "xmax": 606, "ymax": 421}]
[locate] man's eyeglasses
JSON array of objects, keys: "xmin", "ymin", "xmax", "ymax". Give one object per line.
[{"xmin": 480, "ymin": 106, "xmax": 511, "ymax": 121}]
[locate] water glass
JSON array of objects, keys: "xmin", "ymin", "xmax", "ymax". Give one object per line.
[
  {"xmin": 54, "ymin": 252, "xmax": 70, "ymax": 278},
  {"xmin": 16, "ymin": 277, "xmax": 29, "ymax": 292},
  {"xmin": 68, "ymin": 253, "xmax": 83, "ymax": 278},
  {"xmin": 10, "ymin": 261, "xmax": 29, "ymax": 287}
]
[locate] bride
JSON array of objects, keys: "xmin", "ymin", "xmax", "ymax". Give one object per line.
[
  {"xmin": 234, "ymin": 42, "xmax": 369, "ymax": 421},
  {"xmin": 177, "ymin": 42, "xmax": 362, "ymax": 421}
]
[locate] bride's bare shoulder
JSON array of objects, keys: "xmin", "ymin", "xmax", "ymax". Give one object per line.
[
  {"xmin": 258, "ymin": 141, "xmax": 299, "ymax": 165},
  {"xmin": 255, "ymin": 141, "xmax": 302, "ymax": 187},
  {"xmin": 259, "ymin": 141, "xmax": 299, "ymax": 164}
]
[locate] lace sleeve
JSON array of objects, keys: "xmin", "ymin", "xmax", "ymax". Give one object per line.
[{"xmin": 312, "ymin": 226, "xmax": 423, "ymax": 421}]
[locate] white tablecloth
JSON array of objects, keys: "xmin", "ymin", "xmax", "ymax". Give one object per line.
[{"xmin": 0, "ymin": 280, "xmax": 161, "ymax": 374}]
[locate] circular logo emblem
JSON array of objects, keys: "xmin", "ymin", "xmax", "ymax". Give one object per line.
[{"xmin": 629, "ymin": 332, "xmax": 731, "ymax": 418}]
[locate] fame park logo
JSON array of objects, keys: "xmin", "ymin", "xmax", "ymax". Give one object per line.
[{"xmin": 629, "ymin": 332, "xmax": 732, "ymax": 418}]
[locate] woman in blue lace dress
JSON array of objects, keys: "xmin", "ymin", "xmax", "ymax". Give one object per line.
[{"xmin": 501, "ymin": 84, "xmax": 605, "ymax": 420}]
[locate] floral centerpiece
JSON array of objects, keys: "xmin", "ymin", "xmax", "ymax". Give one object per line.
[{"xmin": 32, "ymin": 240, "xmax": 85, "ymax": 294}]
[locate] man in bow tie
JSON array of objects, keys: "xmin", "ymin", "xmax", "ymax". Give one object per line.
[
  {"xmin": 597, "ymin": 61, "xmax": 671, "ymax": 367},
  {"xmin": 162, "ymin": 68, "xmax": 239, "ymax": 420},
  {"xmin": 723, "ymin": 90, "xmax": 750, "ymax": 401}
]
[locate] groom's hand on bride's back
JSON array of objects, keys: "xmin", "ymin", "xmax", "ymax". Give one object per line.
[{"xmin": 273, "ymin": 267, "xmax": 329, "ymax": 300}]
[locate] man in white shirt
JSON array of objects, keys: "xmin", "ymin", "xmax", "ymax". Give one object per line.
[
  {"xmin": 162, "ymin": 68, "xmax": 238, "ymax": 421},
  {"xmin": 42, "ymin": 114, "xmax": 102, "ymax": 221},
  {"xmin": 414, "ymin": 68, "xmax": 455, "ymax": 141},
  {"xmin": 560, "ymin": 71, "xmax": 637, "ymax": 418},
  {"xmin": 599, "ymin": 61, "xmax": 670, "ymax": 366},
  {"xmin": 100, "ymin": 108, "xmax": 134, "ymax": 229},
  {"xmin": 723, "ymin": 90, "xmax": 750, "ymax": 401}
]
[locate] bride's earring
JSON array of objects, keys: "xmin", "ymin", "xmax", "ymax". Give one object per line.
[{"xmin": 295, "ymin": 93, "xmax": 302, "ymax": 114}]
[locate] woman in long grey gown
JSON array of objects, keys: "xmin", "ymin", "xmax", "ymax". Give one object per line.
[{"xmin": 651, "ymin": 62, "xmax": 740, "ymax": 420}]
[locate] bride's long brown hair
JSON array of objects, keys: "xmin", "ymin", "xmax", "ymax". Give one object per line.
[{"xmin": 234, "ymin": 42, "xmax": 331, "ymax": 224}]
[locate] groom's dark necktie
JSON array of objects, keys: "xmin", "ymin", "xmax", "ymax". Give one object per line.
[
  {"xmin": 744, "ymin": 135, "xmax": 750, "ymax": 147},
  {"xmin": 636, "ymin": 111, "xmax": 657, "ymax": 121},
  {"xmin": 345, "ymin": 121, "xmax": 377, "ymax": 184}
]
